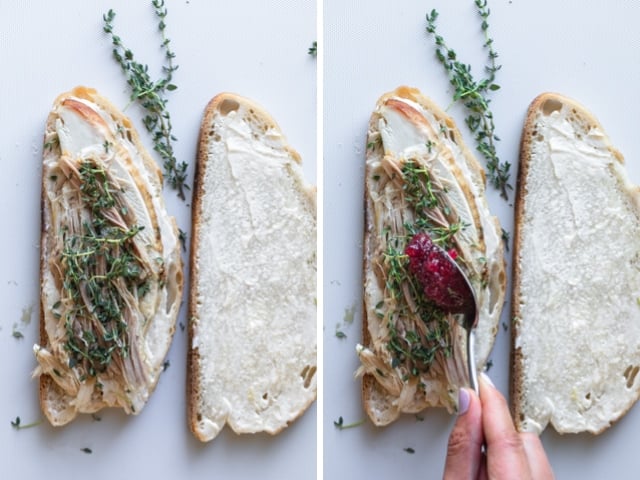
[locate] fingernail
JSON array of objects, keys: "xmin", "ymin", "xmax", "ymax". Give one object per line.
[
  {"xmin": 480, "ymin": 372, "xmax": 494, "ymax": 387},
  {"xmin": 458, "ymin": 388, "xmax": 471, "ymax": 415}
]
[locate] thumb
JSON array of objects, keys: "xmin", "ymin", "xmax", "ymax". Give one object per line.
[{"xmin": 443, "ymin": 388, "xmax": 484, "ymax": 480}]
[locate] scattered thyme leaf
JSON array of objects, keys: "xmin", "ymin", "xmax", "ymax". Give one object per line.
[
  {"xmin": 426, "ymin": 0, "xmax": 511, "ymax": 199},
  {"xmin": 501, "ymin": 228, "xmax": 510, "ymax": 251},
  {"xmin": 333, "ymin": 416, "xmax": 365, "ymax": 430},
  {"xmin": 11, "ymin": 416, "xmax": 41, "ymax": 430},
  {"xmin": 335, "ymin": 304, "xmax": 356, "ymax": 340},
  {"xmin": 404, "ymin": 447, "xmax": 416, "ymax": 454},
  {"xmin": 163, "ymin": 360, "xmax": 171, "ymax": 371},
  {"xmin": 343, "ymin": 304, "xmax": 356, "ymax": 325},
  {"xmin": 415, "ymin": 414, "xmax": 425, "ymax": 422},
  {"xmin": 91, "ymin": 413, "xmax": 102, "ymax": 422},
  {"xmin": 485, "ymin": 359, "xmax": 493, "ymax": 371},
  {"xmin": 103, "ymin": 1, "xmax": 188, "ymax": 200},
  {"xmin": 178, "ymin": 228, "xmax": 187, "ymax": 252},
  {"xmin": 12, "ymin": 328, "xmax": 24, "ymax": 340},
  {"xmin": 21, "ymin": 305, "xmax": 33, "ymax": 325},
  {"xmin": 81, "ymin": 447, "xmax": 93, "ymax": 454},
  {"xmin": 308, "ymin": 40, "xmax": 317, "ymax": 56}
]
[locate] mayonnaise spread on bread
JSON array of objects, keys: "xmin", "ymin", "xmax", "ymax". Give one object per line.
[
  {"xmin": 190, "ymin": 97, "xmax": 316, "ymax": 440},
  {"xmin": 514, "ymin": 95, "xmax": 640, "ymax": 434}
]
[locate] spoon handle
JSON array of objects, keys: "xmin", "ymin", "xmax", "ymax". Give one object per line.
[{"xmin": 467, "ymin": 330, "xmax": 479, "ymax": 396}]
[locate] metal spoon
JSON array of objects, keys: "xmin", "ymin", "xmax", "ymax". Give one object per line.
[{"xmin": 431, "ymin": 243, "xmax": 480, "ymax": 396}]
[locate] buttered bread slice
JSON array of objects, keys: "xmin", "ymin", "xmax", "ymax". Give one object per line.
[
  {"xmin": 512, "ymin": 93, "xmax": 640, "ymax": 434},
  {"xmin": 188, "ymin": 93, "xmax": 316, "ymax": 442}
]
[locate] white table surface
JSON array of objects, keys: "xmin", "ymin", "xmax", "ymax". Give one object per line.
[
  {"xmin": 0, "ymin": 1, "xmax": 316, "ymax": 479},
  {"xmin": 323, "ymin": 1, "xmax": 640, "ymax": 479}
]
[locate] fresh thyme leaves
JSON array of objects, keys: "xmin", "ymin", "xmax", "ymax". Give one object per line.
[
  {"xmin": 61, "ymin": 161, "xmax": 146, "ymax": 379},
  {"xmin": 501, "ymin": 228, "xmax": 510, "ymax": 251},
  {"xmin": 103, "ymin": 1, "xmax": 187, "ymax": 200},
  {"xmin": 308, "ymin": 40, "xmax": 318, "ymax": 57},
  {"xmin": 426, "ymin": 0, "xmax": 511, "ymax": 199},
  {"xmin": 404, "ymin": 447, "xmax": 416, "ymax": 454},
  {"xmin": 335, "ymin": 304, "xmax": 356, "ymax": 339},
  {"xmin": 402, "ymin": 160, "xmax": 466, "ymax": 245},
  {"xmin": 81, "ymin": 447, "xmax": 93, "ymax": 454},
  {"xmin": 178, "ymin": 228, "xmax": 187, "ymax": 252},
  {"xmin": 384, "ymin": 245, "xmax": 452, "ymax": 376},
  {"xmin": 12, "ymin": 305, "xmax": 34, "ymax": 339},
  {"xmin": 333, "ymin": 416, "xmax": 365, "ymax": 430},
  {"xmin": 380, "ymin": 159, "xmax": 463, "ymax": 377}
]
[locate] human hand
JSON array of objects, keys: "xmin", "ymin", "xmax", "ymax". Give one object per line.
[{"xmin": 443, "ymin": 374, "xmax": 554, "ymax": 479}]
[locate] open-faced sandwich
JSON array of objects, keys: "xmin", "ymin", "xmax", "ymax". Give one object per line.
[
  {"xmin": 357, "ymin": 86, "xmax": 506, "ymax": 425},
  {"xmin": 34, "ymin": 86, "xmax": 183, "ymax": 426}
]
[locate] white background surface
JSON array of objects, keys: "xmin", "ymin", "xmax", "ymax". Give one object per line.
[
  {"xmin": 4, "ymin": 0, "xmax": 640, "ymax": 478},
  {"xmin": 324, "ymin": 1, "xmax": 640, "ymax": 479},
  {"xmin": 0, "ymin": 1, "xmax": 316, "ymax": 479}
]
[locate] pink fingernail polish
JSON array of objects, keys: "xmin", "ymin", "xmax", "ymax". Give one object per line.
[{"xmin": 458, "ymin": 388, "xmax": 471, "ymax": 415}]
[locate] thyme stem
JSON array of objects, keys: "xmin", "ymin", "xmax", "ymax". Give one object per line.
[
  {"xmin": 103, "ymin": 0, "xmax": 187, "ymax": 200},
  {"xmin": 426, "ymin": 0, "xmax": 511, "ymax": 199}
]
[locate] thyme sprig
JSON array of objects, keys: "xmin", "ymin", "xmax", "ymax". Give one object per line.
[
  {"xmin": 103, "ymin": 1, "xmax": 188, "ymax": 200},
  {"xmin": 426, "ymin": 0, "xmax": 511, "ymax": 199}
]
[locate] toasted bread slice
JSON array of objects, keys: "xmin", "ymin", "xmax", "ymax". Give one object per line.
[
  {"xmin": 512, "ymin": 92, "xmax": 640, "ymax": 434},
  {"xmin": 357, "ymin": 86, "xmax": 506, "ymax": 425},
  {"xmin": 188, "ymin": 93, "xmax": 316, "ymax": 442},
  {"xmin": 35, "ymin": 86, "xmax": 183, "ymax": 426}
]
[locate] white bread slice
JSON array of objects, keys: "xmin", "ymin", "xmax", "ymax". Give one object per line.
[
  {"xmin": 188, "ymin": 93, "xmax": 317, "ymax": 442},
  {"xmin": 357, "ymin": 86, "xmax": 506, "ymax": 426},
  {"xmin": 35, "ymin": 86, "xmax": 183, "ymax": 426},
  {"xmin": 512, "ymin": 92, "xmax": 640, "ymax": 434}
]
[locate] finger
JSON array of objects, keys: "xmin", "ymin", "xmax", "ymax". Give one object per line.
[
  {"xmin": 443, "ymin": 387, "xmax": 484, "ymax": 480},
  {"xmin": 521, "ymin": 433, "xmax": 555, "ymax": 479},
  {"xmin": 479, "ymin": 374, "xmax": 532, "ymax": 479}
]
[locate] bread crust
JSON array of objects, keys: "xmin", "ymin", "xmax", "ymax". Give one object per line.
[
  {"xmin": 37, "ymin": 86, "xmax": 183, "ymax": 425},
  {"xmin": 360, "ymin": 86, "xmax": 506, "ymax": 425},
  {"xmin": 188, "ymin": 92, "xmax": 316, "ymax": 441},
  {"xmin": 511, "ymin": 92, "xmax": 637, "ymax": 434}
]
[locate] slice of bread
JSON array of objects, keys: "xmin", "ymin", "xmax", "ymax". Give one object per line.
[
  {"xmin": 35, "ymin": 86, "xmax": 183, "ymax": 426},
  {"xmin": 188, "ymin": 93, "xmax": 317, "ymax": 442},
  {"xmin": 357, "ymin": 86, "xmax": 506, "ymax": 426},
  {"xmin": 512, "ymin": 93, "xmax": 640, "ymax": 434}
]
